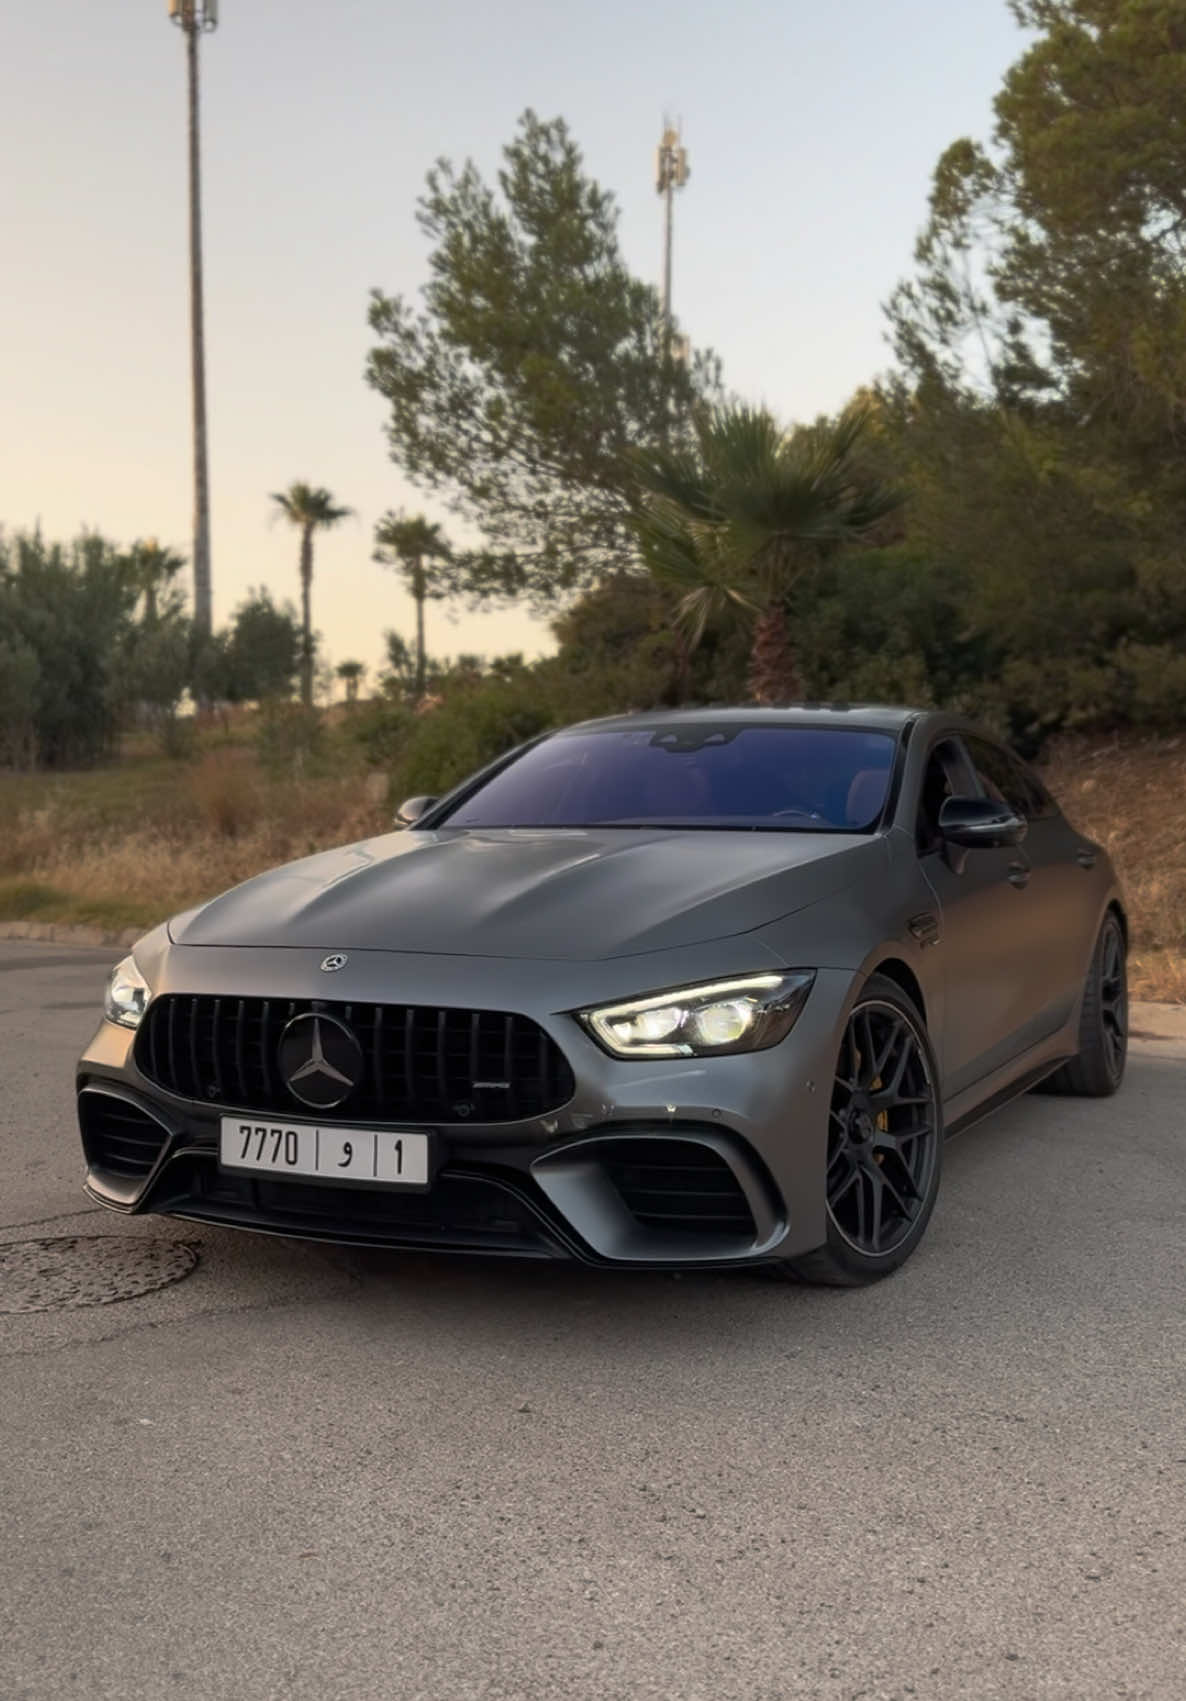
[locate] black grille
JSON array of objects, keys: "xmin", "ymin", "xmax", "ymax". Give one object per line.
[
  {"xmin": 79, "ymin": 1093, "xmax": 170, "ymax": 1179},
  {"xmin": 599, "ymin": 1139, "xmax": 756, "ymax": 1236},
  {"xmin": 136, "ymin": 995, "xmax": 575, "ymax": 1124}
]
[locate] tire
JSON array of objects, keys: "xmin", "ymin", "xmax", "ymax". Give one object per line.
[
  {"xmin": 1038, "ymin": 913, "xmax": 1127, "ymax": 1098},
  {"xmin": 773, "ymin": 974, "xmax": 944, "ymax": 1288}
]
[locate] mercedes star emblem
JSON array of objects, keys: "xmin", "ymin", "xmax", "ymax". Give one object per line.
[
  {"xmin": 278, "ymin": 1013, "xmax": 363, "ymax": 1110},
  {"xmin": 320, "ymin": 953, "xmax": 349, "ymax": 972}
]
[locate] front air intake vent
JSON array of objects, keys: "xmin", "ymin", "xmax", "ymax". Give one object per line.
[
  {"xmin": 79, "ymin": 1092, "xmax": 171, "ymax": 1179},
  {"xmin": 136, "ymin": 996, "xmax": 575, "ymax": 1125},
  {"xmin": 599, "ymin": 1138, "xmax": 757, "ymax": 1235}
]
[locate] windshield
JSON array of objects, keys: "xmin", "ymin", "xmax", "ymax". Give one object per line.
[{"xmin": 439, "ymin": 724, "xmax": 897, "ymax": 832}]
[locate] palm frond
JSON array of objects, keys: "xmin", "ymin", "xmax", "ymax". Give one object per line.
[{"xmin": 271, "ymin": 482, "xmax": 353, "ymax": 528}]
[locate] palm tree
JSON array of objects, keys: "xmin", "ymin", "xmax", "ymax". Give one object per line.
[
  {"xmin": 270, "ymin": 483, "xmax": 353, "ymax": 709},
  {"xmin": 373, "ymin": 511, "xmax": 453, "ymax": 701},
  {"xmin": 335, "ymin": 659, "xmax": 365, "ymax": 705},
  {"xmin": 127, "ymin": 538, "xmax": 187, "ymax": 625},
  {"xmin": 632, "ymin": 404, "xmax": 904, "ymax": 702}
]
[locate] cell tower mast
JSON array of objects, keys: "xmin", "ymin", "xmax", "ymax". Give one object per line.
[{"xmin": 655, "ymin": 120, "xmax": 689, "ymax": 362}]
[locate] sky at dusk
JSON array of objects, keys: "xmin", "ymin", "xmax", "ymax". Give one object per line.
[{"xmin": 2, "ymin": 0, "xmax": 1023, "ymax": 684}]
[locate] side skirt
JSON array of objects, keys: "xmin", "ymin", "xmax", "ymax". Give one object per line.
[{"xmin": 944, "ymin": 1056, "xmax": 1071, "ymax": 1140}]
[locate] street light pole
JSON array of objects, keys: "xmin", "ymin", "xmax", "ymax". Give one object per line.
[{"xmin": 169, "ymin": 0, "xmax": 218, "ymax": 642}]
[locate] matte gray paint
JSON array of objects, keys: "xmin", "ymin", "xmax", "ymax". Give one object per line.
[{"xmin": 169, "ymin": 826, "xmax": 882, "ymax": 961}]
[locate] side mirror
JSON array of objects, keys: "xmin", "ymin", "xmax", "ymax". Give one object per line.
[
  {"xmin": 395, "ymin": 795, "xmax": 438, "ymax": 827},
  {"xmin": 939, "ymin": 795, "xmax": 1027, "ymax": 849}
]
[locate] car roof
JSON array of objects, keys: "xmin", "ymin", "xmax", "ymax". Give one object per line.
[{"xmin": 559, "ymin": 703, "xmax": 925, "ymax": 735}]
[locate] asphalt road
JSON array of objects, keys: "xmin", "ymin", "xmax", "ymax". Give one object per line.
[{"xmin": 1, "ymin": 940, "xmax": 1183, "ymax": 1701}]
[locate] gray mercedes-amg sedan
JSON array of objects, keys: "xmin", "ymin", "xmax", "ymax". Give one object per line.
[{"xmin": 77, "ymin": 705, "xmax": 1127, "ymax": 1285}]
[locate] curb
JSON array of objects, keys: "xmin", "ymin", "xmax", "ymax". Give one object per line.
[
  {"xmin": 1129, "ymin": 1002, "xmax": 1186, "ymax": 1043},
  {"xmin": 3, "ymin": 923, "xmax": 1185, "ymax": 1040}
]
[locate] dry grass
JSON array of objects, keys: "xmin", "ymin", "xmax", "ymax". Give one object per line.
[
  {"xmin": 0, "ymin": 747, "xmax": 390, "ymax": 934},
  {"xmin": 2, "ymin": 733, "xmax": 1185, "ymax": 1002},
  {"xmin": 1040, "ymin": 735, "xmax": 1186, "ymax": 1004},
  {"xmin": 190, "ymin": 748, "xmax": 259, "ymax": 839}
]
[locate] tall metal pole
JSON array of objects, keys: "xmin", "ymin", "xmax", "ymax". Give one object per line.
[
  {"xmin": 171, "ymin": 1, "xmax": 217, "ymax": 641},
  {"xmin": 661, "ymin": 172, "xmax": 674, "ymax": 349},
  {"xmin": 655, "ymin": 123, "xmax": 689, "ymax": 367}
]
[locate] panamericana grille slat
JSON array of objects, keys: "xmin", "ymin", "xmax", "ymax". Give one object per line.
[
  {"xmin": 258, "ymin": 1000, "xmax": 274, "ymax": 1101},
  {"xmin": 233, "ymin": 998, "xmax": 248, "ymax": 1103},
  {"xmin": 373, "ymin": 1006, "xmax": 385, "ymax": 1103},
  {"xmin": 136, "ymin": 995, "xmax": 575, "ymax": 1125}
]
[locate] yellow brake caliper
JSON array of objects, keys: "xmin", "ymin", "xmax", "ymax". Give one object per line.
[{"xmin": 871, "ymin": 1076, "xmax": 888, "ymax": 1162}]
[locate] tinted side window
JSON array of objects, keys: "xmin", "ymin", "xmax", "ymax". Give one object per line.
[
  {"xmin": 964, "ymin": 737, "xmax": 1053, "ymax": 820},
  {"xmin": 1017, "ymin": 760, "xmax": 1058, "ymax": 820}
]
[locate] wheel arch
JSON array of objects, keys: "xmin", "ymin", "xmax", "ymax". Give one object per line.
[
  {"xmin": 1107, "ymin": 898, "xmax": 1128, "ymax": 946},
  {"xmin": 867, "ymin": 956, "xmax": 928, "ymax": 1025}
]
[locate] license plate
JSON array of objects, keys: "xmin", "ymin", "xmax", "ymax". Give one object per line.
[{"xmin": 219, "ymin": 1117, "xmax": 431, "ymax": 1188}]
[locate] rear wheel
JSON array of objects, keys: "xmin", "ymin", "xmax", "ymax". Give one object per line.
[
  {"xmin": 778, "ymin": 975, "xmax": 943, "ymax": 1287},
  {"xmin": 1038, "ymin": 914, "xmax": 1127, "ymax": 1097}
]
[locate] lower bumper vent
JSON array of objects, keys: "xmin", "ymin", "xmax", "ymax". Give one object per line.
[
  {"xmin": 149, "ymin": 1159, "xmax": 562, "ymax": 1257},
  {"xmin": 599, "ymin": 1139, "xmax": 756, "ymax": 1236},
  {"xmin": 79, "ymin": 1094, "xmax": 170, "ymax": 1179}
]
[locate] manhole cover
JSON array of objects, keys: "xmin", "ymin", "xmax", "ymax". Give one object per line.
[{"xmin": 0, "ymin": 1236, "xmax": 199, "ymax": 1315}]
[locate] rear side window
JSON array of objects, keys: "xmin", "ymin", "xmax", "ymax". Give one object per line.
[{"xmin": 964, "ymin": 737, "xmax": 1056, "ymax": 820}]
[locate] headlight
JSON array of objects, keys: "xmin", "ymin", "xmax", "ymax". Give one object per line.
[
  {"xmin": 103, "ymin": 955, "xmax": 151, "ymax": 1029},
  {"xmin": 578, "ymin": 971, "xmax": 815, "ymax": 1059}
]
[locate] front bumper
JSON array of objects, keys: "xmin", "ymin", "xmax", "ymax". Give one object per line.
[{"xmin": 77, "ymin": 943, "xmax": 855, "ymax": 1269}]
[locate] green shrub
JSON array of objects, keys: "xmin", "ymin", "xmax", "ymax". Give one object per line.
[
  {"xmin": 342, "ymin": 698, "xmax": 415, "ymax": 770},
  {"xmin": 159, "ymin": 715, "xmax": 197, "ymax": 761},
  {"xmin": 254, "ymin": 702, "xmax": 325, "ymax": 776},
  {"xmin": 391, "ymin": 675, "xmax": 563, "ymax": 799}
]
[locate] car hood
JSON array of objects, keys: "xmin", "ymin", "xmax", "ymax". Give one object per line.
[{"xmin": 170, "ymin": 826, "xmax": 883, "ymax": 961}]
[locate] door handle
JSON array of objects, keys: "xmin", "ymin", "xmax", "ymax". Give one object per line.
[
  {"xmin": 1076, "ymin": 848, "xmax": 1097, "ymax": 870},
  {"xmin": 1007, "ymin": 861, "xmax": 1032, "ymax": 890}
]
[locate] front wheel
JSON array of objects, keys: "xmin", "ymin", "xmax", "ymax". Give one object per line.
[{"xmin": 777, "ymin": 975, "xmax": 944, "ymax": 1287}]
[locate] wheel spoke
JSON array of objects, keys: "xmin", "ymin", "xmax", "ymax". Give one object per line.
[
  {"xmin": 871, "ymin": 1017, "xmax": 903, "ymax": 1083},
  {"xmin": 831, "ymin": 1166, "xmax": 859, "ymax": 1203},
  {"xmin": 878, "ymin": 1123, "xmax": 932, "ymax": 1159},
  {"xmin": 857, "ymin": 1009, "xmax": 878, "ymax": 1086},
  {"xmin": 877, "ymin": 1158, "xmax": 918, "ymax": 1214},
  {"xmin": 853, "ymin": 1169, "xmax": 869, "ymax": 1242},
  {"xmin": 867, "ymin": 1170, "xmax": 885, "ymax": 1252}
]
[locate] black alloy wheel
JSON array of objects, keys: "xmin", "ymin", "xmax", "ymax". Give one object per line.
[
  {"xmin": 1038, "ymin": 913, "xmax": 1128, "ymax": 1098},
  {"xmin": 783, "ymin": 975, "xmax": 943, "ymax": 1287}
]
